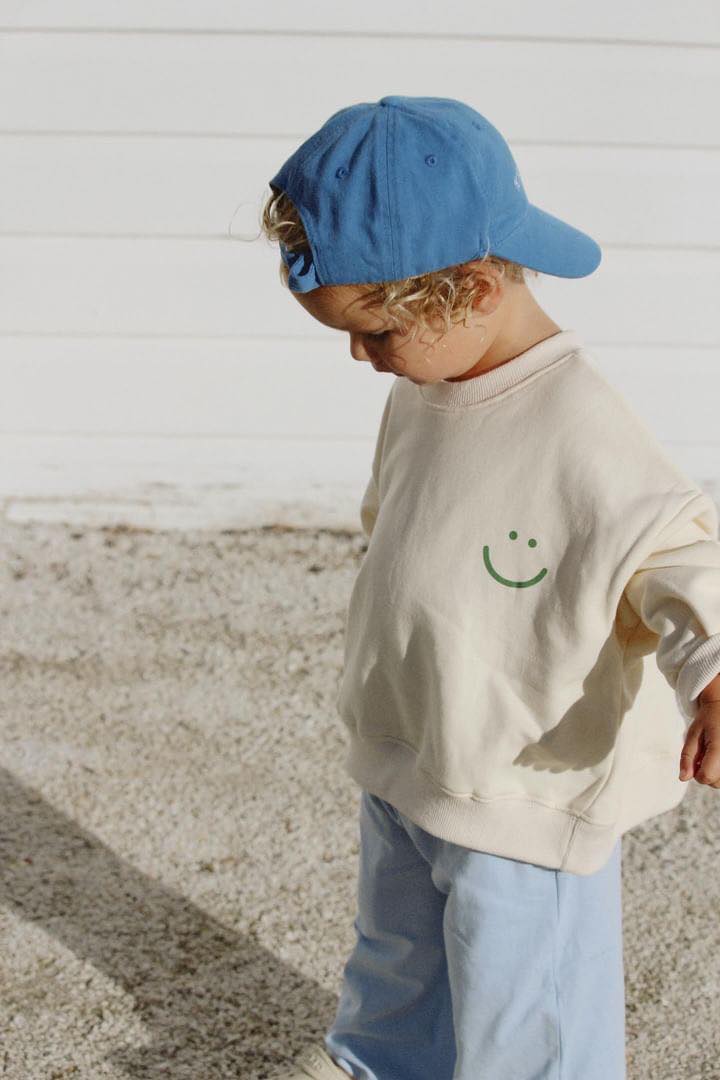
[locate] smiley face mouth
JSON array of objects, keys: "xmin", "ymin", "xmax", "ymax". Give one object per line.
[{"xmin": 482, "ymin": 545, "xmax": 548, "ymax": 589}]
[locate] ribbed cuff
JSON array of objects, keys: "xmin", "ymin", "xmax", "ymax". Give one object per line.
[{"xmin": 675, "ymin": 632, "xmax": 720, "ymax": 722}]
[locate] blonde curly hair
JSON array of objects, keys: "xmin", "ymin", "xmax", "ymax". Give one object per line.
[{"xmin": 254, "ymin": 186, "xmax": 538, "ymax": 341}]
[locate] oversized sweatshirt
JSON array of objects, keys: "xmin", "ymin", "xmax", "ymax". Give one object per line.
[{"xmin": 335, "ymin": 328, "xmax": 720, "ymax": 875}]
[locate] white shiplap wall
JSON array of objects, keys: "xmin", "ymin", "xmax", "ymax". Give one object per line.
[{"xmin": 1, "ymin": 2, "xmax": 719, "ymax": 529}]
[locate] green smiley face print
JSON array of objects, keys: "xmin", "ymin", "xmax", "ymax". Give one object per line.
[{"xmin": 483, "ymin": 530, "xmax": 548, "ymax": 589}]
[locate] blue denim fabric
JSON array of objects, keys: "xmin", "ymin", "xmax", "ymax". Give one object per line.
[{"xmin": 325, "ymin": 790, "xmax": 625, "ymax": 1080}]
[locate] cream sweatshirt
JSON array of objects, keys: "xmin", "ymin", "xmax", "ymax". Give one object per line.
[{"xmin": 335, "ymin": 329, "xmax": 720, "ymax": 875}]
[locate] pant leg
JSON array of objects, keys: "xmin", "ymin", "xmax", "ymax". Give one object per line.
[
  {"xmin": 324, "ymin": 791, "xmax": 456, "ymax": 1080},
  {"xmin": 554, "ymin": 839, "xmax": 626, "ymax": 1080},
  {"xmin": 397, "ymin": 812, "xmax": 626, "ymax": 1080}
]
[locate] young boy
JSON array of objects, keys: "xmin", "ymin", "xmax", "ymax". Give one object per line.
[{"xmin": 258, "ymin": 96, "xmax": 720, "ymax": 1080}]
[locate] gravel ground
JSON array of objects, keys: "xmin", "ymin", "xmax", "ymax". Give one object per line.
[{"xmin": 1, "ymin": 519, "xmax": 719, "ymax": 1080}]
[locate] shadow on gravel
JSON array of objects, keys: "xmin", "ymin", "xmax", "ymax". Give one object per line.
[{"xmin": 0, "ymin": 767, "xmax": 335, "ymax": 1079}]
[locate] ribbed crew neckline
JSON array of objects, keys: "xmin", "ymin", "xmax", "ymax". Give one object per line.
[{"xmin": 418, "ymin": 328, "xmax": 583, "ymax": 408}]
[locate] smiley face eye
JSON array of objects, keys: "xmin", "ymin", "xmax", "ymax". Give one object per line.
[{"xmin": 508, "ymin": 530, "xmax": 538, "ymax": 548}]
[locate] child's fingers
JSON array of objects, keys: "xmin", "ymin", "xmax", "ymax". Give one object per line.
[
  {"xmin": 694, "ymin": 730, "xmax": 720, "ymax": 787},
  {"xmin": 679, "ymin": 719, "xmax": 703, "ymax": 780}
]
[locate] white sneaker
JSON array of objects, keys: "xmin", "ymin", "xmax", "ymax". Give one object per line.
[{"xmin": 272, "ymin": 1043, "xmax": 353, "ymax": 1079}]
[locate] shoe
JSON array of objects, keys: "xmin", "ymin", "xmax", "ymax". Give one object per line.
[{"xmin": 272, "ymin": 1043, "xmax": 352, "ymax": 1079}]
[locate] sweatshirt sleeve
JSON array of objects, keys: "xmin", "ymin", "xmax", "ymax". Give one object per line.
[
  {"xmin": 623, "ymin": 489, "xmax": 720, "ymax": 723},
  {"xmin": 359, "ymin": 383, "xmax": 395, "ymax": 541}
]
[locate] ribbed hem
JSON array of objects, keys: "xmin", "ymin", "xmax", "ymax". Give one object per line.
[
  {"xmin": 342, "ymin": 732, "xmax": 626, "ymax": 876},
  {"xmin": 676, "ymin": 632, "xmax": 720, "ymax": 721},
  {"xmin": 418, "ymin": 328, "xmax": 583, "ymax": 408}
]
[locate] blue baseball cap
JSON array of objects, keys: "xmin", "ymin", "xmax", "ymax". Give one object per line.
[{"xmin": 268, "ymin": 94, "xmax": 602, "ymax": 293}]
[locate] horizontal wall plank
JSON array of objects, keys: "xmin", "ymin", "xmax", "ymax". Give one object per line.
[
  {"xmin": 0, "ymin": 433, "xmax": 381, "ymax": 531},
  {"xmin": 3, "ymin": 136, "xmax": 718, "ymax": 249},
  {"xmin": 0, "ymin": 338, "xmax": 717, "ymax": 451},
  {"xmin": 1, "ymin": 35, "xmax": 719, "ymax": 147},
  {"xmin": 0, "ymin": 339, "xmax": 392, "ymax": 437},
  {"xmin": 1, "ymin": 239, "xmax": 719, "ymax": 347},
  {"xmin": 2, "ymin": 2, "xmax": 719, "ymax": 45}
]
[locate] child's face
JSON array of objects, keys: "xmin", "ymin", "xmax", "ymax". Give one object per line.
[{"xmin": 289, "ymin": 261, "xmax": 510, "ymax": 385}]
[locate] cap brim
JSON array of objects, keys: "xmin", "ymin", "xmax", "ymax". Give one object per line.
[{"xmin": 492, "ymin": 203, "xmax": 602, "ymax": 278}]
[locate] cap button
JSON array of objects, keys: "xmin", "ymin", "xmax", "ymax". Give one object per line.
[{"xmin": 379, "ymin": 95, "xmax": 403, "ymax": 107}]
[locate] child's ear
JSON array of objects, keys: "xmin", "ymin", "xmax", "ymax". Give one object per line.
[{"xmin": 468, "ymin": 271, "xmax": 505, "ymax": 317}]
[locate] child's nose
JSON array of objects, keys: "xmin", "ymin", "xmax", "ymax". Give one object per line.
[{"xmin": 349, "ymin": 332, "xmax": 373, "ymax": 363}]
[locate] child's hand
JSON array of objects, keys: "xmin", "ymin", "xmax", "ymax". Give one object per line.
[{"xmin": 679, "ymin": 698, "xmax": 720, "ymax": 786}]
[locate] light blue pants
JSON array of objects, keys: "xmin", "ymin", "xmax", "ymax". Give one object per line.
[{"xmin": 324, "ymin": 790, "xmax": 625, "ymax": 1080}]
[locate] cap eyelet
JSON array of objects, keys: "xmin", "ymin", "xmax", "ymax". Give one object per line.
[
  {"xmin": 425, "ymin": 154, "xmax": 438, "ymax": 167},
  {"xmin": 335, "ymin": 166, "xmax": 349, "ymax": 178}
]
